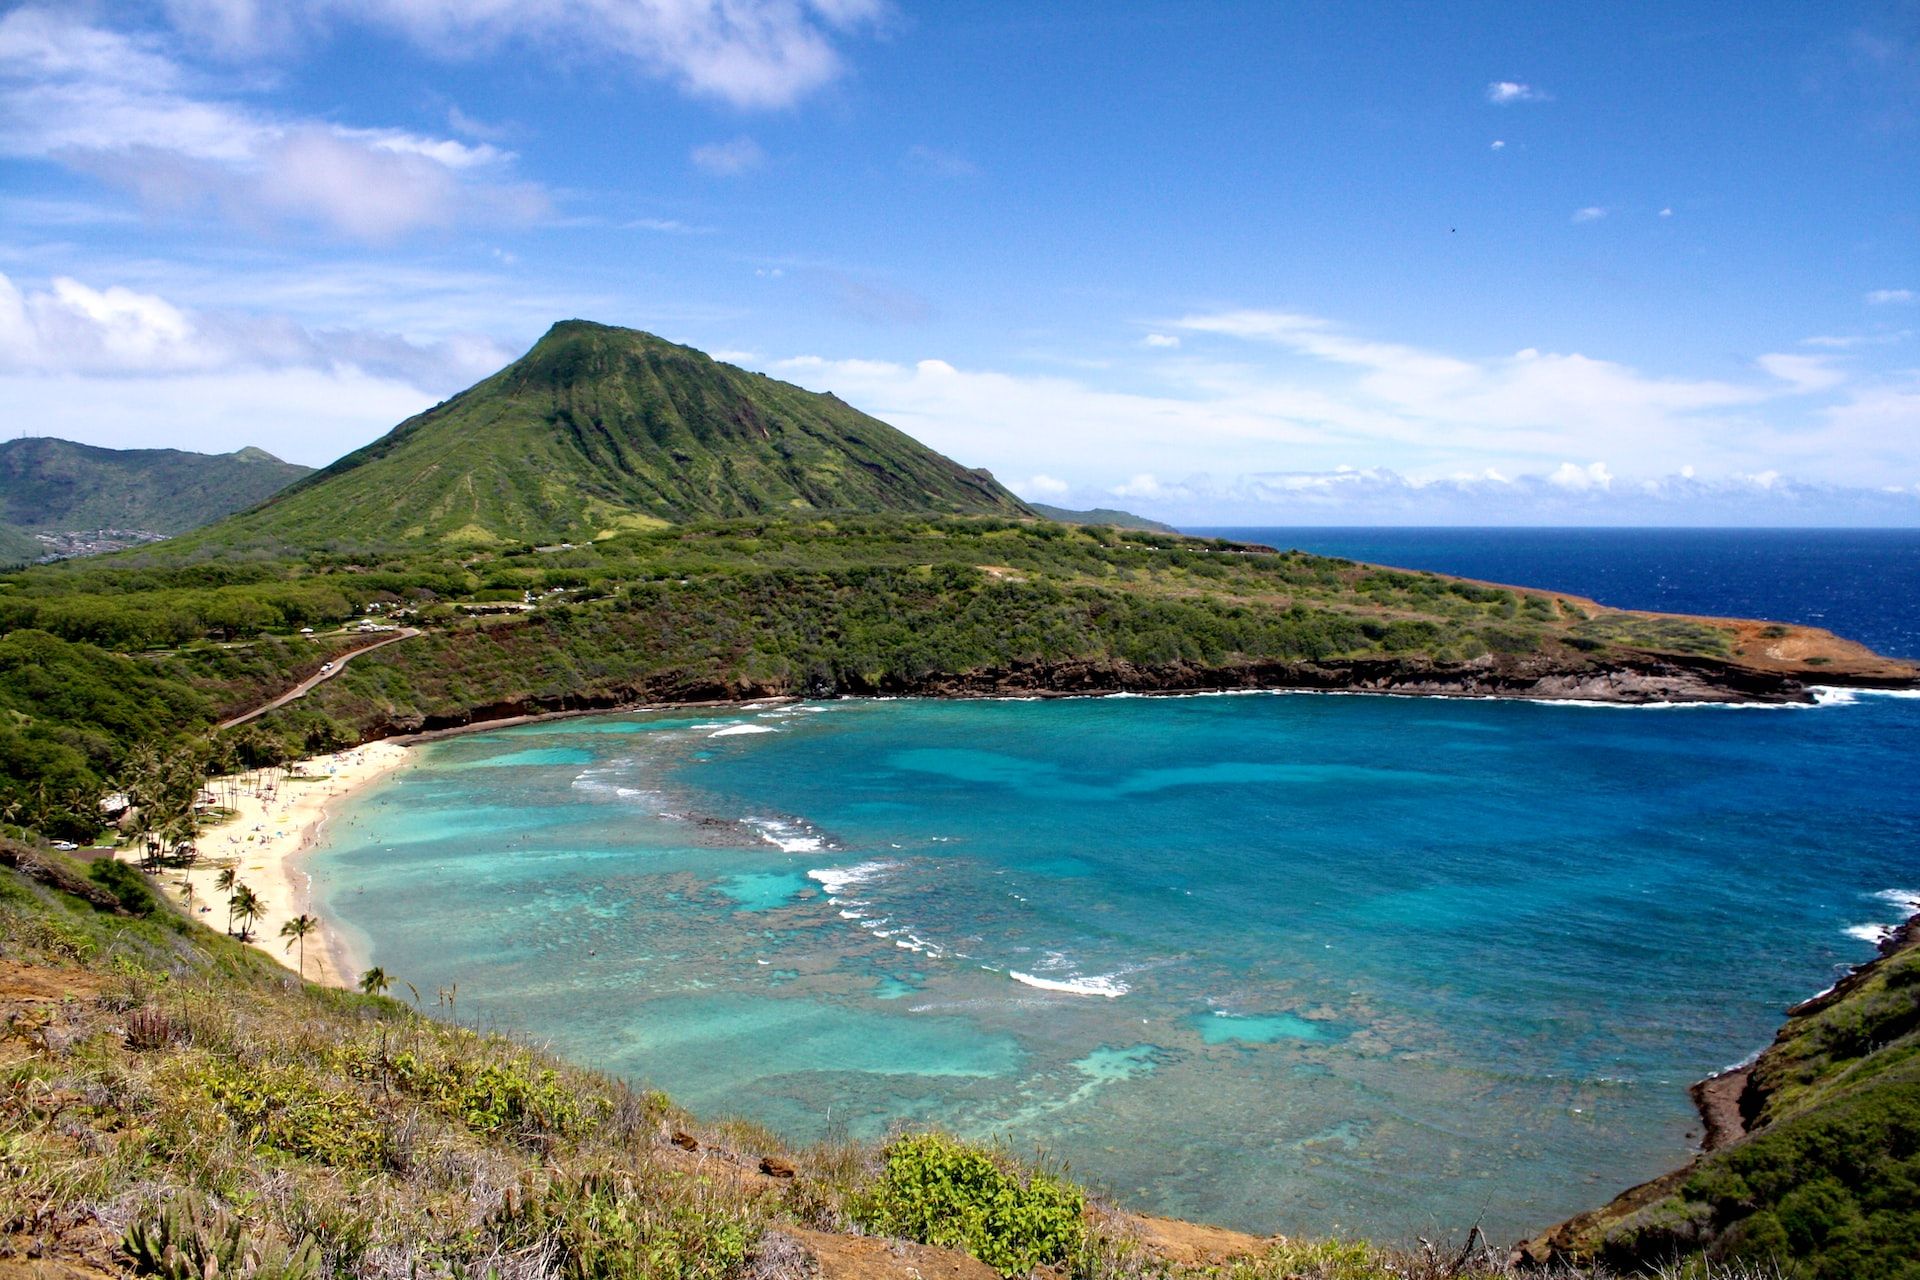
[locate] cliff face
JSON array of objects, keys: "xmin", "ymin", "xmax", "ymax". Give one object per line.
[{"xmin": 1517, "ymin": 916, "xmax": 1920, "ymax": 1279}]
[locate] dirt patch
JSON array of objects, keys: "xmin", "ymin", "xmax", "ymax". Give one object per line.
[
  {"xmin": 1711, "ymin": 618, "xmax": 1915, "ymax": 681},
  {"xmin": 0, "ymin": 1257, "xmax": 120, "ymax": 1280},
  {"xmin": 786, "ymin": 1228, "xmax": 1000, "ymax": 1280},
  {"xmin": 0, "ymin": 960, "xmax": 102, "ymax": 1005},
  {"xmin": 1112, "ymin": 1213, "xmax": 1276, "ymax": 1266}
]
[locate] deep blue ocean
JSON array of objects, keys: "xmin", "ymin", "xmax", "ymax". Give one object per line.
[{"xmin": 312, "ymin": 529, "xmax": 1920, "ymax": 1242}]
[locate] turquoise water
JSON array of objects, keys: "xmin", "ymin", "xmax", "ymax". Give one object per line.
[{"xmin": 314, "ymin": 691, "xmax": 1920, "ymax": 1240}]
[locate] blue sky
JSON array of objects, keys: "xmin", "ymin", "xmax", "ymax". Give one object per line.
[{"xmin": 1, "ymin": 1, "xmax": 1916, "ymax": 524}]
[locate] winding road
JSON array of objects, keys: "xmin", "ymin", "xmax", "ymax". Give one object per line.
[{"xmin": 217, "ymin": 628, "xmax": 421, "ymax": 730}]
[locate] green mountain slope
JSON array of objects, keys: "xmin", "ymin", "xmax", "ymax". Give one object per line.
[
  {"xmin": 200, "ymin": 321, "xmax": 1031, "ymax": 549},
  {"xmin": 0, "ymin": 438, "xmax": 310, "ymax": 536},
  {"xmin": 0, "ymin": 522, "xmax": 40, "ymax": 566},
  {"xmin": 1028, "ymin": 503, "xmax": 1179, "ymax": 533}
]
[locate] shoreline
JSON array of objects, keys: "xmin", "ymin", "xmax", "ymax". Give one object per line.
[
  {"xmin": 372, "ymin": 669, "xmax": 1911, "ymax": 750},
  {"xmin": 136, "ymin": 741, "xmax": 413, "ymax": 989}
]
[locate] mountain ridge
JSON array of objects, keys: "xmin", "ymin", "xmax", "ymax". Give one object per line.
[
  {"xmin": 204, "ymin": 320, "xmax": 1031, "ymax": 549},
  {"xmin": 0, "ymin": 437, "xmax": 310, "ymax": 538}
]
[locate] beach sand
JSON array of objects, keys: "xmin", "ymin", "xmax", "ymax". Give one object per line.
[{"xmin": 132, "ymin": 741, "xmax": 413, "ymax": 989}]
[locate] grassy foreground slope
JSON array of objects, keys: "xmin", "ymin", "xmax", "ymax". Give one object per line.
[
  {"xmin": 1, "ymin": 837, "xmax": 1802, "ymax": 1280},
  {"xmin": 0, "ymin": 439, "xmax": 310, "ymax": 537},
  {"xmin": 1520, "ymin": 922, "xmax": 1920, "ymax": 1280},
  {"xmin": 185, "ymin": 322, "xmax": 1030, "ymax": 551}
]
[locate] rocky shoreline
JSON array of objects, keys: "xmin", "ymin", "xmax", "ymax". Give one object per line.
[
  {"xmin": 360, "ymin": 649, "xmax": 1917, "ymax": 743},
  {"xmin": 1515, "ymin": 909, "xmax": 1920, "ymax": 1267}
]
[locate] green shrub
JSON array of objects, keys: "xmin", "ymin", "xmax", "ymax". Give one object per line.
[
  {"xmin": 382, "ymin": 1046, "xmax": 587, "ymax": 1139},
  {"xmin": 855, "ymin": 1133, "xmax": 1086, "ymax": 1274},
  {"xmin": 176, "ymin": 1055, "xmax": 387, "ymax": 1169},
  {"xmin": 88, "ymin": 857, "xmax": 159, "ymax": 915}
]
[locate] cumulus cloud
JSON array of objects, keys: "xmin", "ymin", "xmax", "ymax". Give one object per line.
[
  {"xmin": 1571, "ymin": 206, "xmax": 1608, "ymax": 223},
  {"xmin": 1018, "ymin": 474, "xmax": 1069, "ymax": 499},
  {"xmin": 1547, "ymin": 460, "xmax": 1613, "ymax": 491},
  {"xmin": 0, "ymin": 6, "xmax": 544, "ymax": 240},
  {"xmin": 1486, "ymin": 81, "xmax": 1549, "ymax": 104},
  {"xmin": 1756, "ymin": 352, "xmax": 1847, "ymax": 392},
  {"xmin": 0, "ymin": 267, "xmax": 531, "ymax": 462},
  {"xmin": 753, "ymin": 304, "xmax": 1911, "ymax": 522},
  {"xmin": 1867, "ymin": 288, "xmax": 1915, "ymax": 304},
  {"xmin": 691, "ymin": 136, "xmax": 765, "ymax": 176},
  {"xmin": 154, "ymin": 0, "xmax": 885, "ymax": 108},
  {"xmin": 0, "ymin": 270, "xmax": 511, "ymax": 387}
]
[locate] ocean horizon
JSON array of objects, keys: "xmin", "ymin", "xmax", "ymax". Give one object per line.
[{"xmin": 311, "ymin": 527, "xmax": 1920, "ymax": 1242}]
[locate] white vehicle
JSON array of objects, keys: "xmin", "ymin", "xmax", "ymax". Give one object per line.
[
  {"xmin": 51, "ymin": 840, "xmax": 78, "ymax": 851},
  {"xmin": 321, "ymin": 661, "xmax": 334, "ymax": 671}
]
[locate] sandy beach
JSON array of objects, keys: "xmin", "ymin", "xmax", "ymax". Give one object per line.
[{"xmin": 133, "ymin": 741, "xmax": 413, "ymax": 988}]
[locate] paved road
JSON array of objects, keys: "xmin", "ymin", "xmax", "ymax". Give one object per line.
[{"xmin": 217, "ymin": 628, "xmax": 421, "ymax": 730}]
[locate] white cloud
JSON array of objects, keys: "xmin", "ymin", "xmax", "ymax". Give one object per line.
[
  {"xmin": 1571, "ymin": 206, "xmax": 1608, "ymax": 223},
  {"xmin": 156, "ymin": 0, "xmax": 885, "ymax": 109},
  {"xmin": 1755, "ymin": 352, "xmax": 1847, "ymax": 393},
  {"xmin": 1802, "ymin": 331, "xmax": 1909, "ymax": 349},
  {"xmin": 1486, "ymin": 81, "xmax": 1549, "ymax": 104},
  {"xmin": 1017, "ymin": 474, "xmax": 1069, "ymax": 499},
  {"xmin": 0, "ymin": 270, "xmax": 511, "ymax": 387},
  {"xmin": 1867, "ymin": 288, "xmax": 1915, "ymax": 305},
  {"xmin": 0, "ymin": 7, "xmax": 543, "ymax": 240},
  {"xmin": 1547, "ymin": 461, "xmax": 1613, "ymax": 491},
  {"xmin": 626, "ymin": 217, "xmax": 712, "ymax": 234},
  {"xmin": 756, "ymin": 304, "xmax": 1899, "ymax": 518},
  {"xmin": 1141, "ymin": 333, "xmax": 1181, "ymax": 348},
  {"xmin": 0, "ymin": 266, "xmax": 535, "ymax": 463},
  {"xmin": 1659, "ymin": 206, "xmax": 1673, "ymax": 218},
  {"xmin": 691, "ymin": 136, "xmax": 765, "ymax": 176},
  {"xmin": 1490, "ymin": 139, "xmax": 1505, "ymax": 150},
  {"xmin": 0, "ymin": 367, "xmax": 434, "ymax": 465}
]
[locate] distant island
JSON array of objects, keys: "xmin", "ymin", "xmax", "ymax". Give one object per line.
[{"xmin": 1, "ymin": 319, "xmax": 1915, "ymax": 1280}]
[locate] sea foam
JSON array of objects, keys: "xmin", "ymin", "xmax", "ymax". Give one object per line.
[
  {"xmin": 807, "ymin": 859, "xmax": 897, "ymax": 897},
  {"xmin": 710, "ymin": 724, "xmax": 777, "ymax": 737},
  {"xmin": 744, "ymin": 816, "xmax": 829, "ymax": 853},
  {"xmin": 1007, "ymin": 970, "xmax": 1130, "ymax": 998}
]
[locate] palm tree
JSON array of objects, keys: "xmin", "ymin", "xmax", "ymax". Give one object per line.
[
  {"xmin": 215, "ymin": 867, "xmax": 237, "ymax": 934},
  {"xmin": 231, "ymin": 884, "xmax": 262, "ymax": 941},
  {"xmin": 280, "ymin": 913, "xmax": 318, "ymax": 978},
  {"xmin": 358, "ymin": 966, "xmax": 393, "ymax": 996}
]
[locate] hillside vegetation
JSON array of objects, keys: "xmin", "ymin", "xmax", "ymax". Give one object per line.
[
  {"xmin": 177, "ymin": 322, "xmax": 1031, "ymax": 551},
  {"xmin": 0, "ymin": 522, "xmax": 39, "ymax": 567},
  {"xmin": 0, "ymin": 838, "xmax": 1809, "ymax": 1280},
  {"xmin": 0, "ymin": 439, "xmax": 310, "ymax": 538},
  {"xmin": 6, "ymin": 513, "xmax": 1890, "ymax": 842},
  {"xmin": 1522, "ymin": 921, "xmax": 1920, "ymax": 1280}
]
